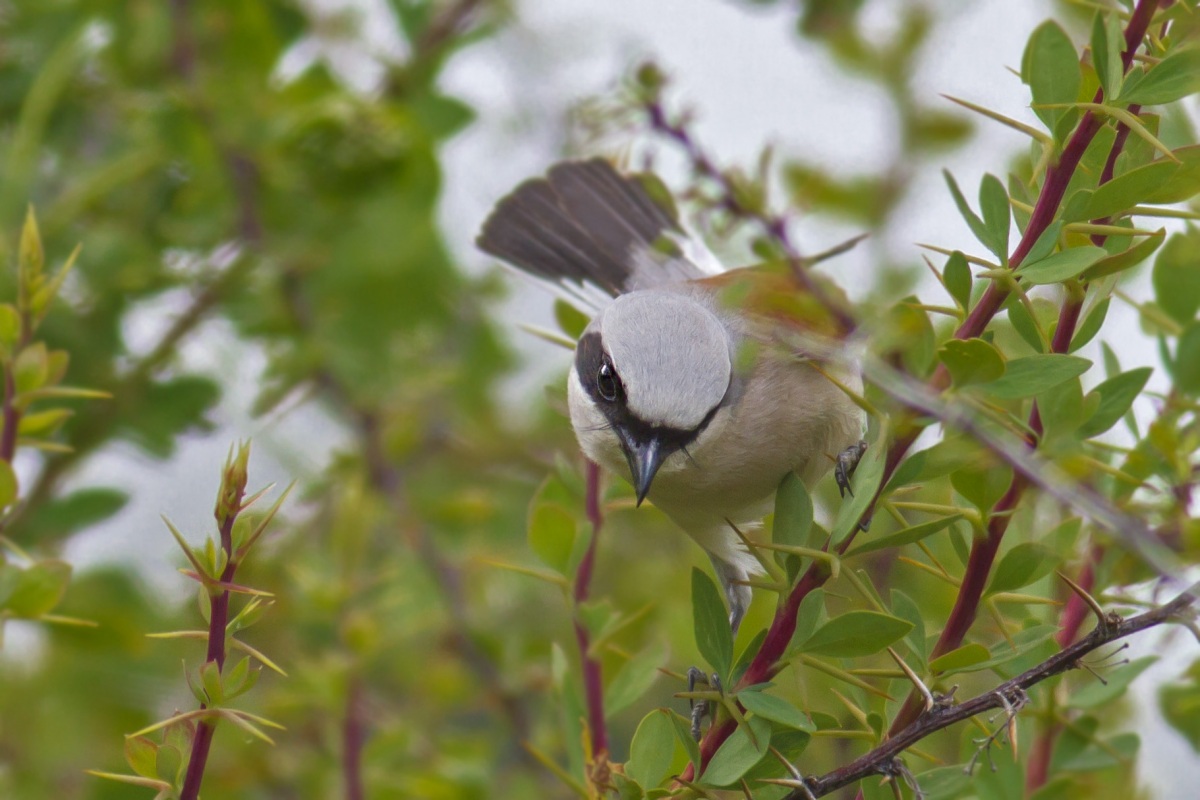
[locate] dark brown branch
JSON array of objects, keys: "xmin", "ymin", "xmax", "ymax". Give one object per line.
[{"xmin": 783, "ymin": 588, "xmax": 1197, "ymax": 799}]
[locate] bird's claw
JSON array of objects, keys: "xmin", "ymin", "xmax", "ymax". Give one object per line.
[
  {"xmin": 835, "ymin": 440, "xmax": 868, "ymax": 498},
  {"xmin": 687, "ymin": 668, "xmax": 721, "ymax": 740}
]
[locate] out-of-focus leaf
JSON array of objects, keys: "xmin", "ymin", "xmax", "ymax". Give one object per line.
[
  {"xmin": 1160, "ymin": 660, "xmax": 1200, "ymax": 753},
  {"xmin": 939, "ymin": 338, "xmax": 1006, "ymax": 387},
  {"xmin": 124, "ymin": 736, "xmax": 159, "ymax": 779},
  {"xmin": 799, "ymin": 610, "xmax": 913, "ymax": 658},
  {"xmin": 1070, "ymin": 656, "xmax": 1157, "ymax": 708},
  {"xmin": 605, "ymin": 643, "xmax": 666, "ymax": 716},
  {"xmin": 3, "ymin": 560, "xmax": 71, "ymax": 617},
  {"xmin": 1153, "ymin": 229, "xmax": 1200, "ymax": 324},
  {"xmin": 773, "ymin": 471, "xmax": 813, "ymax": 579},
  {"xmin": 1175, "ymin": 322, "xmax": 1200, "ymax": 395},
  {"xmin": 983, "ymin": 354, "xmax": 1092, "ymax": 399},
  {"xmin": 1145, "ymin": 145, "xmax": 1200, "ymax": 204},
  {"xmin": 527, "ymin": 502, "xmax": 576, "ymax": 575},
  {"xmin": 1079, "ymin": 367, "xmax": 1152, "ymax": 438}
]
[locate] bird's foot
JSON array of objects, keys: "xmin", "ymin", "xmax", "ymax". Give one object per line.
[
  {"xmin": 687, "ymin": 667, "xmax": 722, "ymax": 741},
  {"xmin": 834, "ymin": 440, "xmax": 868, "ymax": 498}
]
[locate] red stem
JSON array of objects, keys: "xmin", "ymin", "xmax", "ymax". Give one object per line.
[
  {"xmin": 180, "ymin": 502, "xmax": 242, "ymax": 800},
  {"xmin": 574, "ymin": 461, "xmax": 608, "ymax": 758},
  {"xmin": 687, "ymin": 0, "xmax": 1161, "ymax": 779}
]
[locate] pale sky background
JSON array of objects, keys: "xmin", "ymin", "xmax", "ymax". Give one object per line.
[{"xmin": 26, "ymin": 0, "xmax": 1200, "ymax": 792}]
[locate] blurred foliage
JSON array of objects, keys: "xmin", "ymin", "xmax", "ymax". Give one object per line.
[{"xmin": 0, "ymin": 1, "xmax": 1197, "ymax": 800}]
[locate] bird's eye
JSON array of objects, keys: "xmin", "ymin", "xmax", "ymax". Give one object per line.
[{"xmin": 597, "ymin": 360, "xmax": 620, "ymax": 402}]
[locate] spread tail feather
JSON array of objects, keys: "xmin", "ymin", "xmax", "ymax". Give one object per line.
[{"xmin": 477, "ymin": 159, "xmax": 701, "ymax": 295}]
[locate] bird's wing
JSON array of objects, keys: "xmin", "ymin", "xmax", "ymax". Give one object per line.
[{"xmin": 477, "ymin": 159, "xmax": 709, "ymax": 297}]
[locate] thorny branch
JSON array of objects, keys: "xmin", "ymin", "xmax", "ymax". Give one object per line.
[
  {"xmin": 777, "ymin": 588, "xmax": 1197, "ymax": 799},
  {"xmin": 643, "ymin": 0, "xmax": 1172, "ymax": 783}
]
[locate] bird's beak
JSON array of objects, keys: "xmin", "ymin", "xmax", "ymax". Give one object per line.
[{"xmin": 618, "ymin": 433, "xmax": 666, "ymax": 507}]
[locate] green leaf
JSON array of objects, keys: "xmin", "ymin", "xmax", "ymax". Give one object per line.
[
  {"xmin": 830, "ymin": 432, "xmax": 885, "ymax": 546},
  {"xmin": 626, "ymin": 710, "xmax": 676, "ymax": 789},
  {"xmin": 1153, "ymin": 229, "xmax": 1200, "ymax": 324},
  {"xmin": 606, "ymin": 643, "xmax": 666, "ymax": 715},
  {"xmin": 1159, "ymin": 660, "xmax": 1200, "ymax": 753},
  {"xmin": 527, "ymin": 502, "xmax": 577, "ymax": 575},
  {"xmin": 1069, "ymin": 297, "xmax": 1110, "ymax": 353},
  {"xmin": 1023, "ymin": 21, "xmax": 1082, "ymax": 133},
  {"xmin": 124, "ymin": 736, "xmax": 159, "ymax": 779},
  {"xmin": 845, "ymin": 515, "xmax": 963, "ymax": 558},
  {"xmin": 773, "ymin": 471, "xmax": 813, "ymax": 579},
  {"xmin": 554, "ymin": 299, "xmax": 589, "ymax": 340},
  {"xmin": 1145, "ymin": 145, "xmax": 1200, "ymax": 204},
  {"xmin": 984, "ymin": 354, "xmax": 1092, "ymax": 399},
  {"xmin": 1024, "ymin": 220, "xmax": 1064, "ymax": 266},
  {"xmin": 665, "ymin": 710, "xmax": 702, "ymax": 775},
  {"xmin": 916, "ymin": 766, "xmax": 972, "ymax": 800},
  {"xmin": 790, "ymin": 588, "xmax": 825, "ymax": 651},
  {"xmin": 800, "ymin": 610, "xmax": 913, "ymax": 658},
  {"xmin": 155, "ymin": 744, "xmax": 183, "ymax": 787},
  {"xmin": 951, "ymin": 459, "xmax": 1012, "ymax": 513},
  {"xmin": 929, "ymin": 642, "xmax": 991, "ymax": 674},
  {"xmin": 943, "ymin": 170, "xmax": 993, "ymax": 254},
  {"xmin": 944, "ymin": 251, "xmax": 972, "ymax": 311},
  {"xmin": 979, "ymin": 173, "xmax": 1011, "ymax": 260},
  {"xmin": 1120, "ymin": 48, "xmax": 1200, "ymax": 106},
  {"xmin": 700, "ymin": 714, "xmax": 771, "ymax": 787},
  {"xmin": 1016, "ymin": 246, "xmax": 1106, "ymax": 285},
  {"xmin": 738, "ymin": 689, "xmax": 815, "ymax": 732},
  {"xmin": 890, "ymin": 589, "xmax": 927, "ymax": 663},
  {"xmin": 1080, "ymin": 228, "xmax": 1164, "ymax": 280},
  {"xmin": 1091, "ymin": 11, "xmax": 1123, "ymax": 100},
  {"xmin": 1176, "ymin": 321, "xmax": 1200, "ymax": 395},
  {"xmin": 1087, "ymin": 160, "xmax": 1180, "ymax": 220},
  {"xmin": 692, "ymin": 568, "xmax": 733, "ymax": 682},
  {"xmin": 1070, "ymin": 655, "xmax": 1157, "ymax": 709},
  {"xmin": 3, "ymin": 559, "xmax": 70, "ymax": 617},
  {"xmin": 17, "ymin": 407, "xmax": 72, "ymax": 436},
  {"xmin": 940, "ymin": 338, "xmax": 1006, "ymax": 387},
  {"xmin": 1079, "ymin": 367, "xmax": 1152, "ymax": 438},
  {"xmin": 986, "ymin": 543, "xmax": 1059, "ymax": 595}
]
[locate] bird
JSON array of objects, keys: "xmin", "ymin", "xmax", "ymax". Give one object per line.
[{"xmin": 477, "ymin": 158, "xmax": 865, "ymax": 633}]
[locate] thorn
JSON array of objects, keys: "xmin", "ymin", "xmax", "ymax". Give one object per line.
[
  {"xmin": 1057, "ymin": 570, "xmax": 1108, "ymax": 633},
  {"xmin": 887, "ymin": 646, "xmax": 935, "ymax": 712}
]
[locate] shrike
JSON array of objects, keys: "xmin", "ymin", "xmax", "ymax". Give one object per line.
[{"xmin": 478, "ymin": 159, "xmax": 865, "ymax": 632}]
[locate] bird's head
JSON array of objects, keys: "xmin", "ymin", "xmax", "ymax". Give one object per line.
[{"xmin": 567, "ymin": 291, "xmax": 733, "ymax": 504}]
